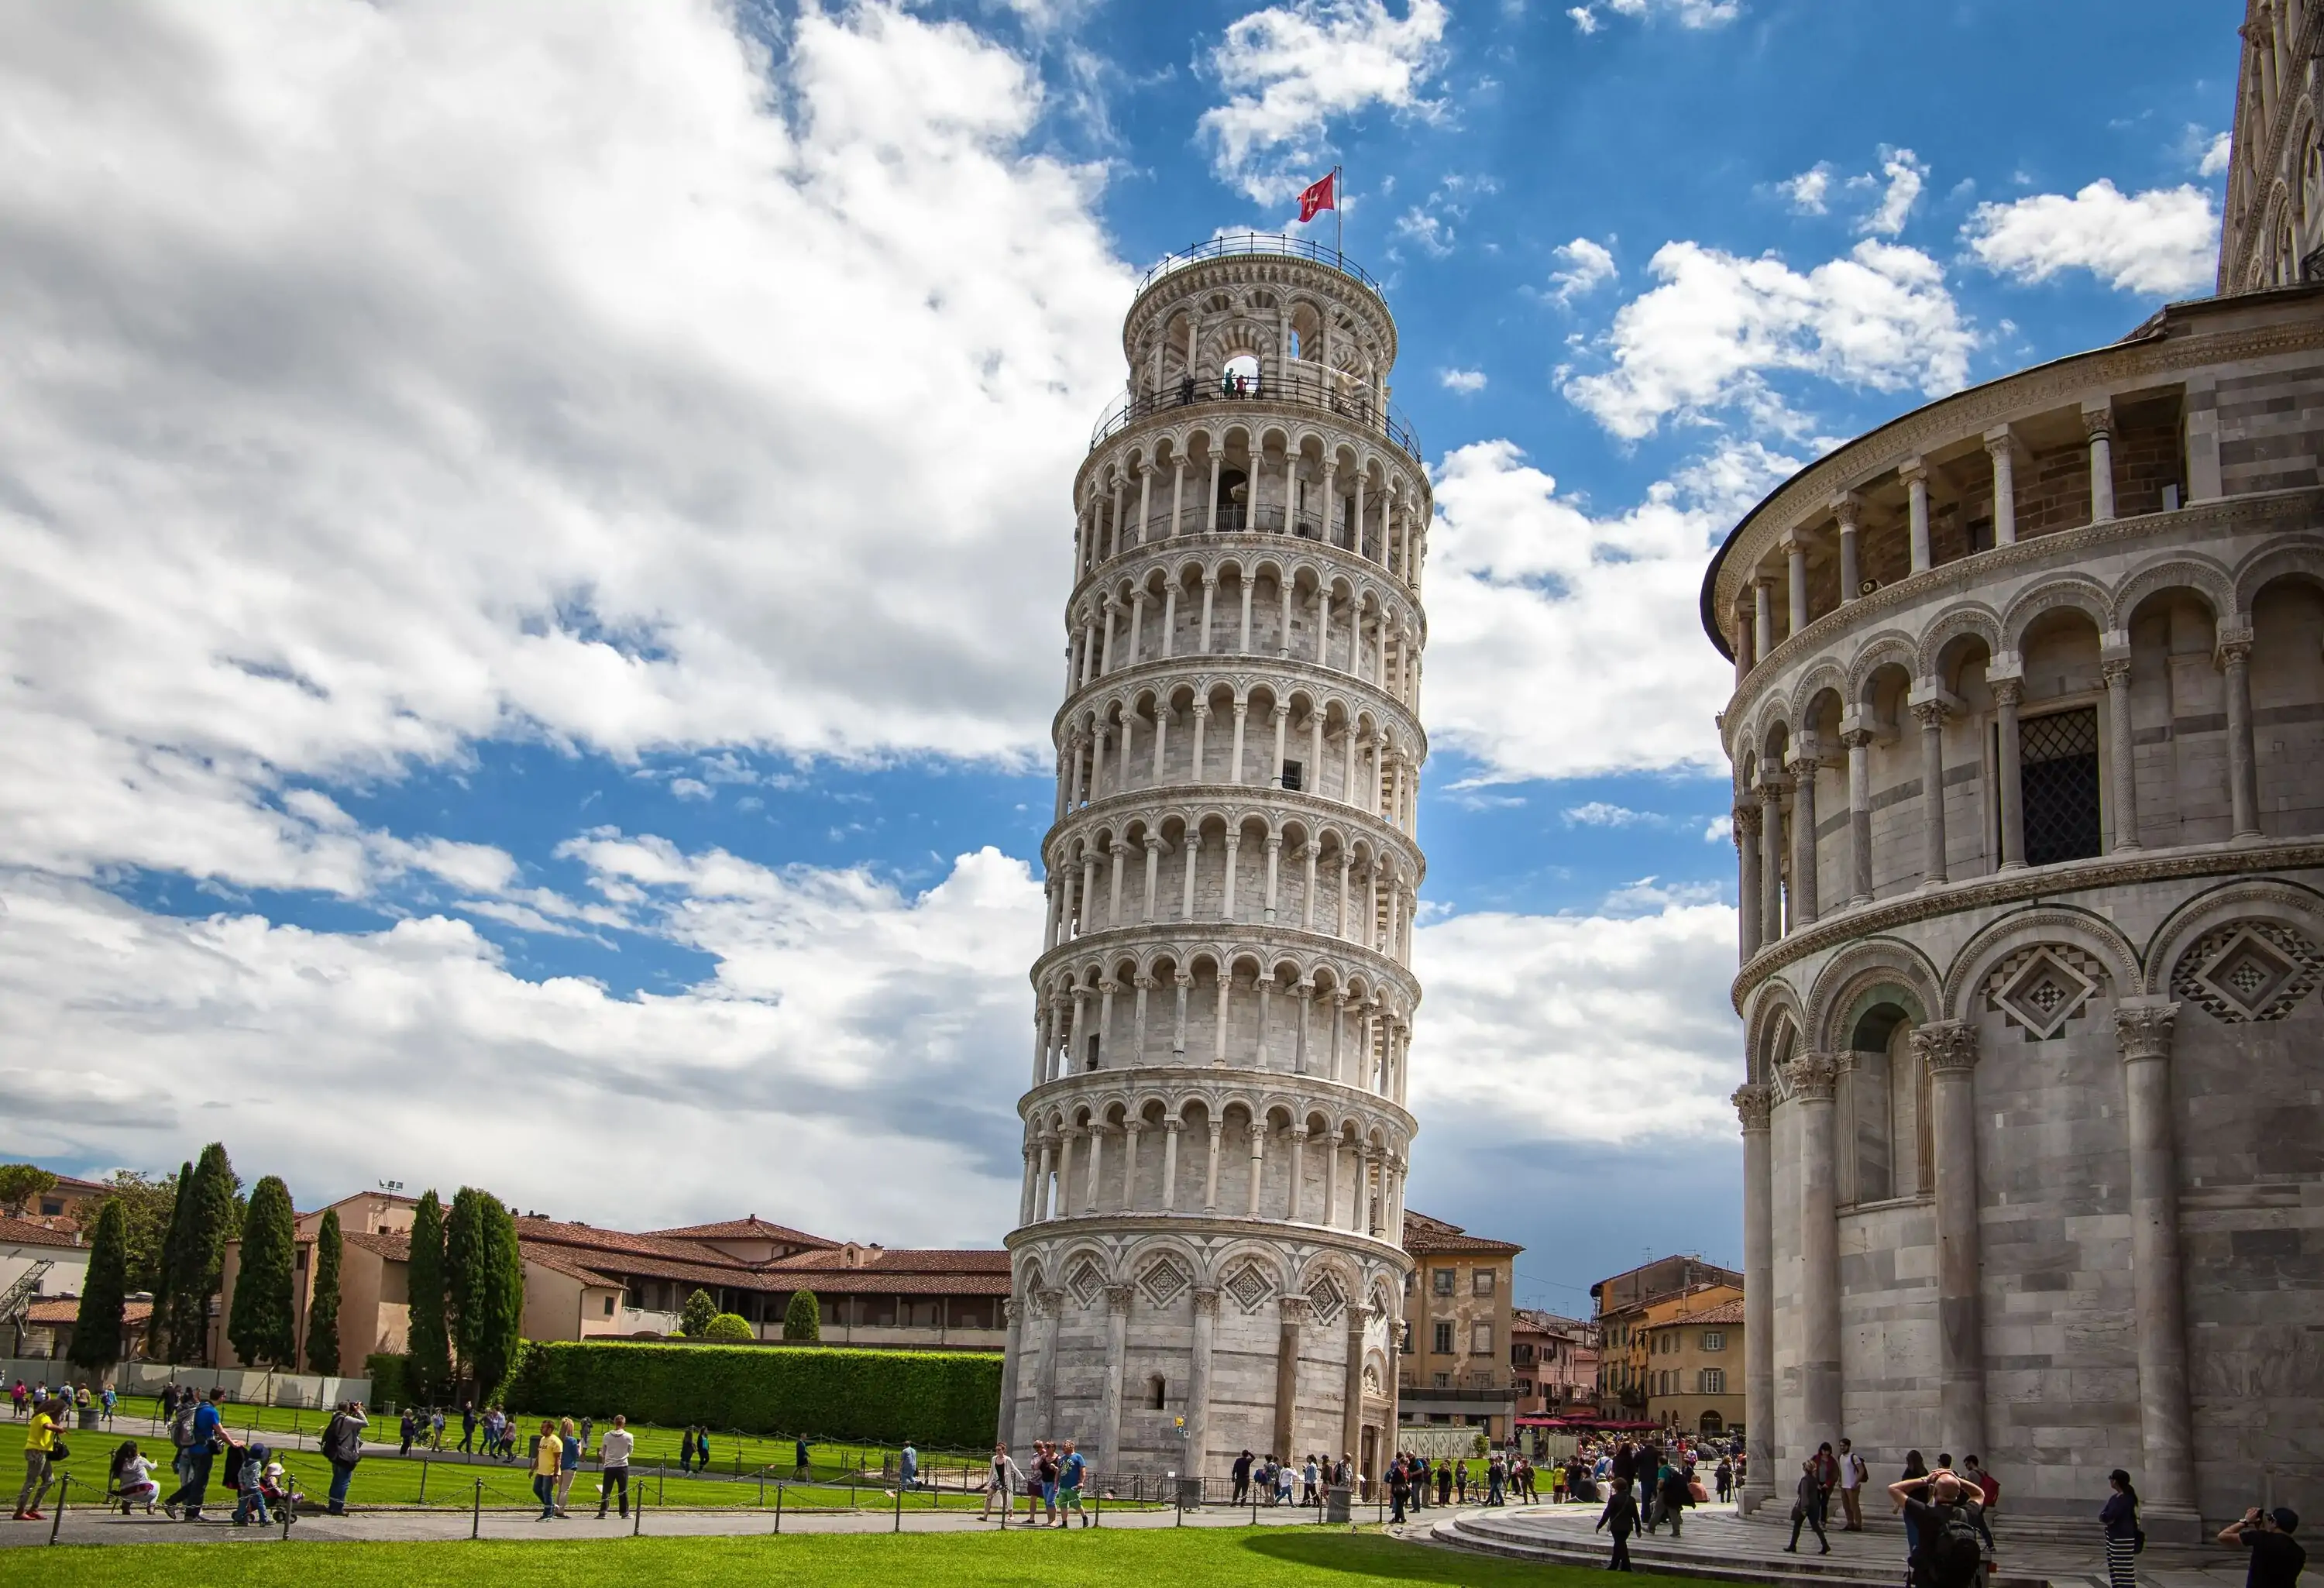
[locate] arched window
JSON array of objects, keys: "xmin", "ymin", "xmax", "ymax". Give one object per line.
[
  {"xmin": 1222, "ymin": 352, "xmax": 1261, "ymax": 398},
  {"xmin": 1147, "ymin": 1374, "xmax": 1167, "ymax": 1410}
]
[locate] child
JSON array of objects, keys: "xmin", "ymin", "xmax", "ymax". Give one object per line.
[
  {"xmin": 232, "ymin": 1442, "xmax": 273, "ymax": 1526},
  {"xmin": 260, "ymin": 1456, "xmax": 304, "ymax": 1520},
  {"xmin": 110, "ymin": 1442, "xmax": 162, "ymax": 1514}
]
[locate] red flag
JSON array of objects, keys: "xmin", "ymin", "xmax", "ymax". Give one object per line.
[{"xmin": 1297, "ymin": 171, "xmax": 1336, "ymax": 224}]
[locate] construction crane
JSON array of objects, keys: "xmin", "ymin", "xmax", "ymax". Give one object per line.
[{"xmin": 0, "ymin": 1260, "xmax": 54, "ymax": 1357}]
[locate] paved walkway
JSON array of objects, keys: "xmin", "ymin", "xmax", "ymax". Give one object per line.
[{"xmin": 1409, "ymin": 1498, "xmax": 2257, "ymax": 1588}]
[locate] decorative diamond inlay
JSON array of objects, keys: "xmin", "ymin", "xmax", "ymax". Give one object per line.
[
  {"xmin": 1223, "ymin": 1262, "xmax": 1274, "ymax": 1315},
  {"xmin": 1305, "ymin": 1274, "xmax": 1347, "ymax": 1326},
  {"xmin": 1137, "ymin": 1257, "xmax": 1189, "ymax": 1310},
  {"xmin": 1067, "ymin": 1260, "xmax": 1104, "ymax": 1310},
  {"xmin": 1987, "ymin": 945, "xmax": 2100, "ymax": 1041},
  {"xmin": 2174, "ymin": 923, "xmax": 2324, "ymax": 1023}
]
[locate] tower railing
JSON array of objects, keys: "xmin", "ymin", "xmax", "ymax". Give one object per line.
[
  {"xmin": 1089, "ymin": 370, "xmax": 1421, "ymax": 459},
  {"xmin": 1133, "ymin": 232, "xmax": 1386, "ymax": 300}
]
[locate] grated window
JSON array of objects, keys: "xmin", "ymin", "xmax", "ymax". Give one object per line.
[{"xmin": 2020, "ymin": 707, "xmax": 2102, "ymax": 865}]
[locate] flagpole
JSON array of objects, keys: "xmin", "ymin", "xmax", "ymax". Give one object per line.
[{"xmin": 1334, "ymin": 164, "xmax": 1344, "ymax": 263}]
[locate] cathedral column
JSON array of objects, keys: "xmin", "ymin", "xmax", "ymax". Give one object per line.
[
  {"xmin": 1034, "ymin": 1139, "xmax": 1055, "ymax": 1220},
  {"xmin": 997, "ymin": 1295, "xmax": 1023, "ymax": 1448},
  {"xmin": 1842, "ymin": 724, "xmax": 1875, "ymax": 904},
  {"xmin": 1913, "ymin": 698, "xmax": 1949, "ymax": 883},
  {"xmin": 1341, "ymin": 1304, "xmax": 1373, "ymax": 1473},
  {"xmin": 1757, "ymin": 777, "xmax": 1786, "ymax": 944},
  {"xmin": 1901, "ymin": 456, "xmax": 1931, "ymax": 573},
  {"xmin": 1171, "ymin": 971, "xmax": 1191, "ymax": 1056},
  {"xmin": 1121, "ymin": 1119, "xmax": 1143, "ymax": 1212},
  {"xmin": 1915, "ymin": 1022, "xmax": 1987, "ymax": 1466},
  {"xmin": 1098, "ymin": 1284, "xmax": 1134, "ymax": 1477},
  {"xmin": 1735, "ymin": 803, "xmax": 1764, "ymax": 961},
  {"xmin": 1186, "ymin": 1287, "xmax": 1219, "ymax": 1483},
  {"xmin": 1985, "ymin": 428, "xmax": 2017, "ymax": 545},
  {"xmin": 1734, "ymin": 1083, "xmax": 1775, "ymax": 1514},
  {"xmin": 1143, "ymin": 840, "xmax": 1161, "ymax": 921},
  {"xmin": 2116, "ymin": 1000, "xmax": 2199, "ymax": 1532},
  {"xmin": 2083, "ymin": 404, "xmax": 2116, "ymax": 523},
  {"xmin": 1019, "ymin": 1146, "xmax": 1038, "ymax": 1225},
  {"xmin": 1786, "ymin": 741, "xmax": 1820, "ymax": 926},
  {"xmin": 1753, "ymin": 577, "xmax": 1774, "ymax": 659},
  {"xmin": 1834, "ymin": 493, "xmax": 1862, "ymax": 602},
  {"xmin": 1992, "ymin": 676, "xmax": 2026, "ymax": 868},
  {"xmin": 2219, "ymin": 630, "xmax": 2262, "ymax": 840},
  {"xmin": 1037, "ymin": 1287, "xmax": 1065, "ymax": 1437},
  {"xmin": 1785, "ymin": 1051, "xmax": 1841, "ymax": 1448},
  {"xmin": 1212, "ymin": 961, "xmax": 1232, "ymax": 1064},
  {"xmin": 1287, "ymin": 1127, "xmax": 1307, "ymax": 1221},
  {"xmin": 1203, "ymin": 1119, "xmax": 1223, "ymax": 1213},
  {"xmin": 1274, "ymin": 1294, "xmax": 1310, "ymax": 1459},
  {"xmin": 1783, "ymin": 534, "xmax": 1809, "ymax": 638},
  {"xmin": 1245, "ymin": 1122, "xmax": 1267, "ymax": 1217},
  {"xmin": 1160, "ymin": 1119, "xmax": 1180, "ymax": 1212},
  {"xmin": 2102, "ymin": 647, "xmax": 2141, "ymax": 851}
]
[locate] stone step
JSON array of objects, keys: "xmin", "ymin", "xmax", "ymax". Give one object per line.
[
  {"xmin": 1734, "ymin": 1502, "xmax": 2109, "ymax": 1549},
  {"xmin": 1428, "ymin": 1515, "xmax": 1918, "ymax": 1588},
  {"xmin": 1433, "ymin": 1510, "xmax": 2058, "ymax": 1588}
]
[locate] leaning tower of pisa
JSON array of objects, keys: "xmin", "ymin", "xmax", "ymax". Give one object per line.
[{"xmin": 997, "ymin": 235, "xmax": 1432, "ymax": 1491}]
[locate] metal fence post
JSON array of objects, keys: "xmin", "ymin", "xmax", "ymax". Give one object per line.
[
  {"xmin": 773, "ymin": 1482, "xmax": 783, "ymax": 1535},
  {"xmin": 893, "ymin": 1483, "xmax": 902, "ymax": 1533},
  {"xmin": 471, "ymin": 1479, "xmax": 482, "ymax": 1539},
  {"xmin": 419, "ymin": 1456, "xmax": 428, "ymax": 1504},
  {"xmin": 658, "ymin": 1459, "xmax": 665, "ymax": 1504},
  {"xmin": 633, "ymin": 1494, "xmax": 642, "ymax": 1536},
  {"xmin": 46, "ymin": 1476, "xmax": 67, "ymax": 1545}
]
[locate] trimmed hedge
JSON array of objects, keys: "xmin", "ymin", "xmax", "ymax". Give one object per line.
[{"xmin": 504, "ymin": 1340, "xmax": 1002, "ymax": 1450}]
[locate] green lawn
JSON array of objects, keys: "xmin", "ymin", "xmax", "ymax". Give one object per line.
[{"xmin": 28, "ymin": 1529, "xmax": 1730, "ymax": 1586}]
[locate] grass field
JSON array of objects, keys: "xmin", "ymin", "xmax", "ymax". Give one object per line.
[{"xmin": 27, "ymin": 1528, "xmax": 1729, "ymax": 1586}]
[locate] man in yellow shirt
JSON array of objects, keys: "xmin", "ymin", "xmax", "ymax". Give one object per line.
[
  {"xmin": 15, "ymin": 1405, "xmax": 57, "ymax": 1521},
  {"xmin": 531, "ymin": 1418, "xmax": 562, "ymax": 1521}
]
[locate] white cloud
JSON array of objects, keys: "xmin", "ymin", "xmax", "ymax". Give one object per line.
[
  {"xmin": 1439, "ymin": 367, "xmax": 1489, "ymax": 393},
  {"xmin": 1563, "ymin": 802, "xmax": 1648, "ymax": 827},
  {"xmin": 1962, "ymin": 180, "xmax": 2219, "ymax": 296},
  {"xmin": 1604, "ymin": 0, "xmax": 1741, "ymax": 26},
  {"xmin": 0, "ymin": 0, "xmax": 1135, "ymax": 896},
  {"xmin": 1858, "ymin": 147, "xmax": 1927, "ymax": 237},
  {"xmin": 1411, "ymin": 900, "xmax": 1741, "ymax": 1148},
  {"xmin": 1567, "ymin": 6, "xmax": 1601, "ymax": 32},
  {"xmin": 670, "ymin": 778, "xmax": 714, "ymax": 802},
  {"xmin": 2195, "ymin": 128, "xmax": 2233, "ymax": 178},
  {"xmin": 1549, "ymin": 236, "xmax": 1618, "ymax": 302},
  {"xmin": 0, "ymin": 847, "xmax": 1043, "ymax": 1241},
  {"xmin": 1702, "ymin": 815, "xmax": 1734, "ymax": 844},
  {"xmin": 1560, "ymin": 239, "xmax": 1976, "ymax": 441},
  {"xmin": 1423, "ymin": 435, "xmax": 1799, "ymax": 781},
  {"xmin": 1197, "ymin": 0, "xmax": 1449, "ymax": 203},
  {"xmin": 1396, "ymin": 205, "xmax": 1456, "ymax": 257},
  {"xmin": 1780, "ymin": 163, "xmax": 1833, "ymax": 215}
]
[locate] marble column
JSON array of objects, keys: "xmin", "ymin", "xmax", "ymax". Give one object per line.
[
  {"xmin": 1786, "ymin": 742, "xmax": 1821, "ymax": 926},
  {"xmin": 1915, "ymin": 1021, "xmax": 1987, "ymax": 1464},
  {"xmin": 1274, "ymin": 1294, "xmax": 1310, "ymax": 1459},
  {"xmin": 2102, "ymin": 651, "xmax": 2141, "ymax": 851},
  {"xmin": 1985, "ymin": 428, "xmax": 2017, "ymax": 546},
  {"xmin": 1834, "ymin": 494, "xmax": 1862, "ymax": 600},
  {"xmin": 1758, "ymin": 779, "xmax": 1787, "ymax": 946},
  {"xmin": 1783, "ymin": 534, "xmax": 1810, "ymax": 638},
  {"xmin": 2084, "ymin": 405, "xmax": 2116, "ymax": 523},
  {"xmin": 2219, "ymin": 631, "xmax": 2262, "ymax": 840},
  {"xmin": 2116, "ymin": 1000, "xmax": 2199, "ymax": 1532},
  {"xmin": 1098, "ymin": 1283, "xmax": 1134, "ymax": 1476},
  {"xmin": 1902, "ymin": 457, "xmax": 1931, "ymax": 573},
  {"xmin": 1842, "ymin": 726, "xmax": 1875, "ymax": 905},
  {"xmin": 1786, "ymin": 1050, "xmax": 1842, "ymax": 1449},
  {"xmin": 1734, "ymin": 1082, "xmax": 1776, "ymax": 1514},
  {"xmin": 1754, "ymin": 579, "xmax": 1775, "ymax": 660},
  {"xmin": 1037, "ymin": 1287, "xmax": 1065, "ymax": 1437},
  {"xmin": 1736, "ymin": 803, "xmax": 1765, "ymax": 961},
  {"xmin": 1342, "ymin": 1304, "xmax": 1373, "ymax": 1473},
  {"xmin": 1993, "ymin": 678, "xmax": 2026, "ymax": 869},
  {"xmin": 997, "ymin": 1295, "xmax": 1023, "ymax": 1448},
  {"xmin": 1913, "ymin": 699, "xmax": 1949, "ymax": 885},
  {"xmin": 1187, "ymin": 1286, "xmax": 1219, "ymax": 1483}
]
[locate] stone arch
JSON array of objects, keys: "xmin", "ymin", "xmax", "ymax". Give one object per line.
[
  {"xmin": 1789, "ymin": 662, "xmax": 1848, "ymax": 731},
  {"xmin": 1742, "ymin": 978, "xmax": 1806, "ymax": 1088},
  {"xmin": 1804, "ymin": 937, "xmax": 1944, "ymax": 1054},
  {"xmin": 2113, "ymin": 554, "xmax": 2234, "ymax": 629},
  {"xmin": 1939, "ymin": 903, "xmax": 2140, "ymax": 1023},
  {"xmin": 1914, "ymin": 601, "xmax": 2003, "ymax": 682},
  {"xmin": 2000, "ymin": 574, "xmax": 2115, "ymax": 653},
  {"xmin": 2141, "ymin": 877, "xmax": 2324, "ymax": 996},
  {"xmin": 2233, "ymin": 534, "xmax": 2324, "ymax": 614}
]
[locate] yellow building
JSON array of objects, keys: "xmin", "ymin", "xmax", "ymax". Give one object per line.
[
  {"xmin": 1641, "ymin": 1296, "xmax": 1745, "ymax": 1438},
  {"xmin": 1398, "ymin": 1211, "xmax": 1521, "ymax": 1441}
]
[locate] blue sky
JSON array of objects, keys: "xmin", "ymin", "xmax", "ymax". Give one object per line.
[{"xmin": 0, "ymin": 0, "xmax": 2233, "ymax": 1311}]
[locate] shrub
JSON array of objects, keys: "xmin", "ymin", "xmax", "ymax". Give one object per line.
[
  {"xmin": 505, "ymin": 1341, "xmax": 1001, "ymax": 1449},
  {"xmin": 701, "ymin": 1313, "xmax": 755, "ymax": 1342},
  {"xmin": 679, "ymin": 1288, "xmax": 718, "ymax": 1338},
  {"xmin": 365, "ymin": 1353, "xmax": 409, "ymax": 1408},
  {"xmin": 782, "ymin": 1288, "xmax": 820, "ymax": 1342}
]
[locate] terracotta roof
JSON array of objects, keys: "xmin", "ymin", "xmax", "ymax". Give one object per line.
[
  {"xmin": 1650, "ymin": 1298, "xmax": 1743, "ymax": 1328},
  {"xmin": 1513, "ymin": 1308, "xmax": 1594, "ymax": 1333},
  {"xmin": 0, "ymin": 1216, "xmax": 83, "ymax": 1250},
  {"xmin": 648, "ymin": 1216, "xmax": 837, "ymax": 1248},
  {"xmin": 343, "ymin": 1230, "xmax": 411, "ymax": 1262},
  {"xmin": 768, "ymin": 1246, "xmax": 1011, "ymax": 1274},
  {"xmin": 514, "ymin": 1216, "xmax": 765, "ymax": 1270},
  {"xmin": 26, "ymin": 1298, "xmax": 153, "ymax": 1325},
  {"xmin": 1401, "ymin": 1211, "xmax": 1524, "ymax": 1256},
  {"xmin": 516, "ymin": 1243, "xmax": 622, "ymax": 1290},
  {"xmin": 779, "ymin": 1270, "xmax": 1009, "ymax": 1297}
]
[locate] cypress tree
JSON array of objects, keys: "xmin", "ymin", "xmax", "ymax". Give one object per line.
[
  {"xmin": 472, "ymin": 1195, "xmax": 525, "ymax": 1399},
  {"xmin": 306, "ymin": 1208, "xmax": 343, "ymax": 1376},
  {"xmin": 679, "ymin": 1287, "xmax": 717, "ymax": 1338},
  {"xmin": 67, "ymin": 1200, "xmax": 129, "ymax": 1373},
  {"xmin": 169, "ymin": 1143, "xmax": 238, "ymax": 1364},
  {"xmin": 149, "ymin": 1161, "xmax": 191, "ymax": 1357},
  {"xmin": 782, "ymin": 1288, "xmax": 820, "ymax": 1342},
  {"xmin": 443, "ymin": 1187, "xmax": 486, "ymax": 1390},
  {"xmin": 227, "ymin": 1174, "xmax": 297, "ymax": 1369},
  {"xmin": 406, "ymin": 1190, "xmax": 449, "ymax": 1402}
]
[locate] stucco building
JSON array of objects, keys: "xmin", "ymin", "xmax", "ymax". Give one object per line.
[
  {"xmin": 1642, "ymin": 1297, "xmax": 1745, "ymax": 1438},
  {"xmin": 1707, "ymin": 19, "xmax": 2324, "ymax": 1534},
  {"xmin": 1003, "ymin": 232, "xmax": 1432, "ymax": 1487},
  {"xmin": 1398, "ymin": 1212, "xmax": 1519, "ymax": 1439}
]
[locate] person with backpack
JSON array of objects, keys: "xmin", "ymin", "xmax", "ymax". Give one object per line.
[
  {"xmin": 2100, "ymin": 1469, "xmax": 2142, "ymax": 1588},
  {"xmin": 1659, "ymin": 1457, "xmax": 1694, "ymax": 1538},
  {"xmin": 1838, "ymin": 1438, "xmax": 1868, "ymax": 1530},
  {"xmin": 1887, "ymin": 1466, "xmax": 1989, "ymax": 1588},
  {"xmin": 1596, "ymin": 1474, "xmax": 1641, "ymax": 1571},
  {"xmin": 165, "ymin": 1387, "xmax": 225, "ymax": 1520},
  {"xmin": 321, "ymin": 1400, "xmax": 367, "ymax": 1516}
]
